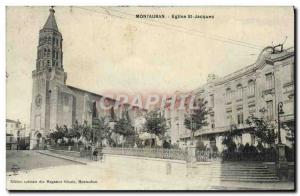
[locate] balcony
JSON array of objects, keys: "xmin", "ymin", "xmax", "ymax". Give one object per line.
[{"xmin": 262, "ymin": 88, "xmax": 275, "ymax": 96}]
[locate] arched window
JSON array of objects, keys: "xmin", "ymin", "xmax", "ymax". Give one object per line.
[
  {"xmin": 48, "ymin": 37, "xmax": 52, "ymax": 44},
  {"xmin": 37, "ymin": 61, "xmax": 40, "ymax": 70},
  {"xmin": 226, "ymin": 88, "xmax": 232, "ymax": 103},
  {"xmin": 47, "ymin": 49, "xmax": 51, "ymax": 57},
  {"xmin": 236, "ymin": 84, "xmax": 243, "ymax": 99},
  {"xmin": 248, "ymin": 80, "xmax": 255, "ymax": 97},
  {"xmin": 44, "ymin": 48, "xmax": 47, "ymax": 57}
]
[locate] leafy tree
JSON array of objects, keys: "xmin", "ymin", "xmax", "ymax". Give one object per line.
[
  {"xmin": 82, "ymin": 123, "xmax": 93, "ymax": 142},
  {"xmin": 114, "ymin": 118, "xmax": 135, "ymax": 136},
  {"xmin": 184, "ymin": 98, "xmax": 208, "ymax": 144},
  {"xmin": 246, "ymin": 115, "xmax": 276, "ymax": 146},
  {"xmin": 195, "ymin": 139, "xmax": 206, "ymax": 151},
  {"xmin": 283, "ymin": 122, "xmax": 295, "ymax": 149},
  {"xmin": 48, "ymin": 125, "xmax": 66, "ymax": 144},
  {"xmin": 144, "ymin": 110, "xmax": 167, "ymax": 147},
  {"xmin": 222, "ymin": 124, "xmax": 239, "ymax": 152}
]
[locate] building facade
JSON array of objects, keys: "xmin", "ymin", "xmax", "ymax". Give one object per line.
[
  {"xmin": 165, "ymin": 45, "xmax": 295, "ymax": 151},
  {"xmin": 30, "ymin": 8, "xmax": 144, "ymax": 149},
  {"xmin": 6, "ymin": 119, "xmax": 28, "ymax": 150}
]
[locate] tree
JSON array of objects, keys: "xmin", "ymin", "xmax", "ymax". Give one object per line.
[
  {"xmin": 113, "ymin": 117, "xmax": 135, "ymax": 146},
  {"xmin": 114, "ymin": 118, "xmax": 134, "ymax": 136},
  {"xmin": 184, "ymin": 98, "xmax": 208, "ymax": 144},
  {"xmin": 283, "ymin": 122, "xmax": 295, "ymax": 149},
  {"xmin": 246, "ymin": 115, "xmax": 276, "ymax": 146},
  {"xmin": 222, "ymin": 124, "xmax": 239, "ymax": 152},
  {"xmin": 48, "ymin": 125, "xmax": 66, "ymax": 144},
  {"xmin": 82, "ymin": 123, "xmax": 93, "ymax": 142},
  {"xmin": 144, "ymin": 110, "xmax": 167, "ymax": 147}
]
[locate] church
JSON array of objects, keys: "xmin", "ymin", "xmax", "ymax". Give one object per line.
[{"xmin": 30, "ymin": 7, "xmax": 143, "ymax": 149}]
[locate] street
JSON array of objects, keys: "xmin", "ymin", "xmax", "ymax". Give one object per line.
[
  {"xmin": 6, "ymin": 150, "xmax": 294, "ymax": 190},
  {"xmin": 6, "ymin": 151, "xmax": 80, "ymax": 172}
]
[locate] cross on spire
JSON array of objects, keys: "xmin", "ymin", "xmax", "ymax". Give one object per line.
[{"xmin": 49, "ymin": 6, "xmax": 55, "ymax": 13}]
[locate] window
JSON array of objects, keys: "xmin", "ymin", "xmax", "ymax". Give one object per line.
[
  {"xmin": 248, "ymin": 80, "xmax": 255, "ymax": 97},
  {"xmin": 266, "ymin": 100, "xmax": 273, "ymax": 120},
  {"xmin": 237, "ymin": 110, "xmax": 243, "ymax": 124},
  {"xmin": 92, "ymin": 101, "xmax": 97, "ymax": 118},
  {"xmin": 266, "ymin": 73, "xmax": 274, "ymax": 90},
  {"xmin": 44, "ymin": 48, "xmax": 47, "ymax": 57},
  {"xmin": 37, "ymin": 62, "xmax": 40, "ymax": 70},
  {"xmin": 226, "ymin": 111, "xmax": 232, "ymax": 125},
  {"xmin": 47, "ymin": 60, "xmax": 50, "ymax": 67},
  {"xmin": 210, "ymin": 94, "xmax": 214, "ymax": 107},
  {"xmin": 226, "ymin": 88, "xmax": 232, "ymax": 103},
  {"xmin": 47, "ymin": 49, "xmax": 51, "ymax": 57},
  {"xmin": 52, "ymin": 49, "xmax": 55, "ymax": 58},
  {"xmin": 248, "ymin": 104, "xmax": 255, "ymax": 115},
  {"xmin": 236, "ymin": 84, "xmax": 243, "ymax": 100}
]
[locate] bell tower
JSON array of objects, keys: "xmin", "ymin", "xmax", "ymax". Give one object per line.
[
  {"xmin": 30, "ymin": 7, "xmax": 68, "ymax": 149},
  {"xmin": 36, "ymin": 6, "xmax": 64, "ymax": 71}
]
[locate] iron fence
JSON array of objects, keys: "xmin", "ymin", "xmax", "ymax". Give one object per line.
[
  {"xmin": 102, "ymin": 147, "xmax": 187, "ymax": 161},
  {"xmin": 196, "ymin": 150, "xmax": 221, "ymax": 162}
]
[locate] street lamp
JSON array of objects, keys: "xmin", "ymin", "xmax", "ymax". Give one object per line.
[{"xmin": 277, "ymin": 102, "xmax": 284, "ymax": 144}]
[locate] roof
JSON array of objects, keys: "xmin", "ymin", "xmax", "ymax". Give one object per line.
[
  {"xmin": 67, "ymin": 85, "xmax": 105, "ymax": 99},
  {"xmin": 67, "ymin": 85, "xmax": 147, "ymax": 111},
  {"xmin": 43, "ymin": 7, "xmax": 59, "ymax": 31},
  {"xmin": 6, "ymin": 119, "xmax": 20, "ymax": 124}
]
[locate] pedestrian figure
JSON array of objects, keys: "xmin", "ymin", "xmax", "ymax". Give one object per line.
[{"xmin": 92, "ymin": 149, "xmax": 98, "ymax": 161}]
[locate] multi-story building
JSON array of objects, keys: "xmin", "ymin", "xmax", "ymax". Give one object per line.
[
  {"xmin": 165, "ymin": 45, "xmax": 294, "ymax": 151},
  {"xmin": 6, "ymin": 119, "xmax": 28, "ymax": 149}
]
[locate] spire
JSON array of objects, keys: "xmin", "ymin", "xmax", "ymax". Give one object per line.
[{"xmin": 43, "ymin": 6, "xmax": 59, "ymax": 31}]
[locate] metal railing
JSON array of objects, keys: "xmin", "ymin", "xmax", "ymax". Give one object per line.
[
  {"xmin": 48, "ymin": 144, "xmax": 84, "ymax": 152},
  {"xmin": 102, "ymin": 147, "xmax": 187, "ymax": 161},
  {"xmin": 196, "ymin": 150, "xmax": 221, "ymax": 162},
  {"xmin": 221, "ymin": 151, "xmax": 277, "ymax": 162}
]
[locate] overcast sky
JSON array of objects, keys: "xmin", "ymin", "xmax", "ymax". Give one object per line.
[{"xmin": 6, "ymin": 6, "xmax": 294, "ymax": 124}]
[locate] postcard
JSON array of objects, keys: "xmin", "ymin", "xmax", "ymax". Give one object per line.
[{"xmin": 6, "ymin": 6, "xmax": 295, "ymax": 191}]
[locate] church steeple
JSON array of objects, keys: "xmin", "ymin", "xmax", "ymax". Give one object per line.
[
  {"xmin": 43, "ymin": 7, "xmax": 59, "ymax": 31},
  {"xmin": 36, "ymin": 6, "xmax": 63, "ymax": 71}
]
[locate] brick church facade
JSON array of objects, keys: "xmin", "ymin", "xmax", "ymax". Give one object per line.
[{"xmin": 30, "ymin": 8, "xmax": 142, "ymax": 149}]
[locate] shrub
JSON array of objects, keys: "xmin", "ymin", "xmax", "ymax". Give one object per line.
[
  {"xmin": 285, "ymin": 145, "xmax": 295, "ymax": 162},
  {"xmin": 196, "ymin": 140, "xmax": 206, "ymax": 151},
  {"xmin": 211, "ymin": 145, "xmax": 219, "ymax": 152},
  {"xmin": 237, "ymin": 144, "xmax": 244, "ymax": 152},
  {"xmin": 256, "ymin": 141, "xmax": 265, "ymax": 153}
]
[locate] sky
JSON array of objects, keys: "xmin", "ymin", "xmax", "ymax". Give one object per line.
[{"xmin": 6, "ymin": 6, "xmax": 294, "ymax": 124}]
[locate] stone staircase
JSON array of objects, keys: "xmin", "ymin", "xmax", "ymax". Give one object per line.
[{"xmin": 193, "ymin": 161, "xmax": 279, "ymax": 182}]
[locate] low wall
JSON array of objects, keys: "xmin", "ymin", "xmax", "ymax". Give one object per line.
[{"xmin": 48, "ymin": 149, "xmax": 81, "ymax": 158}]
